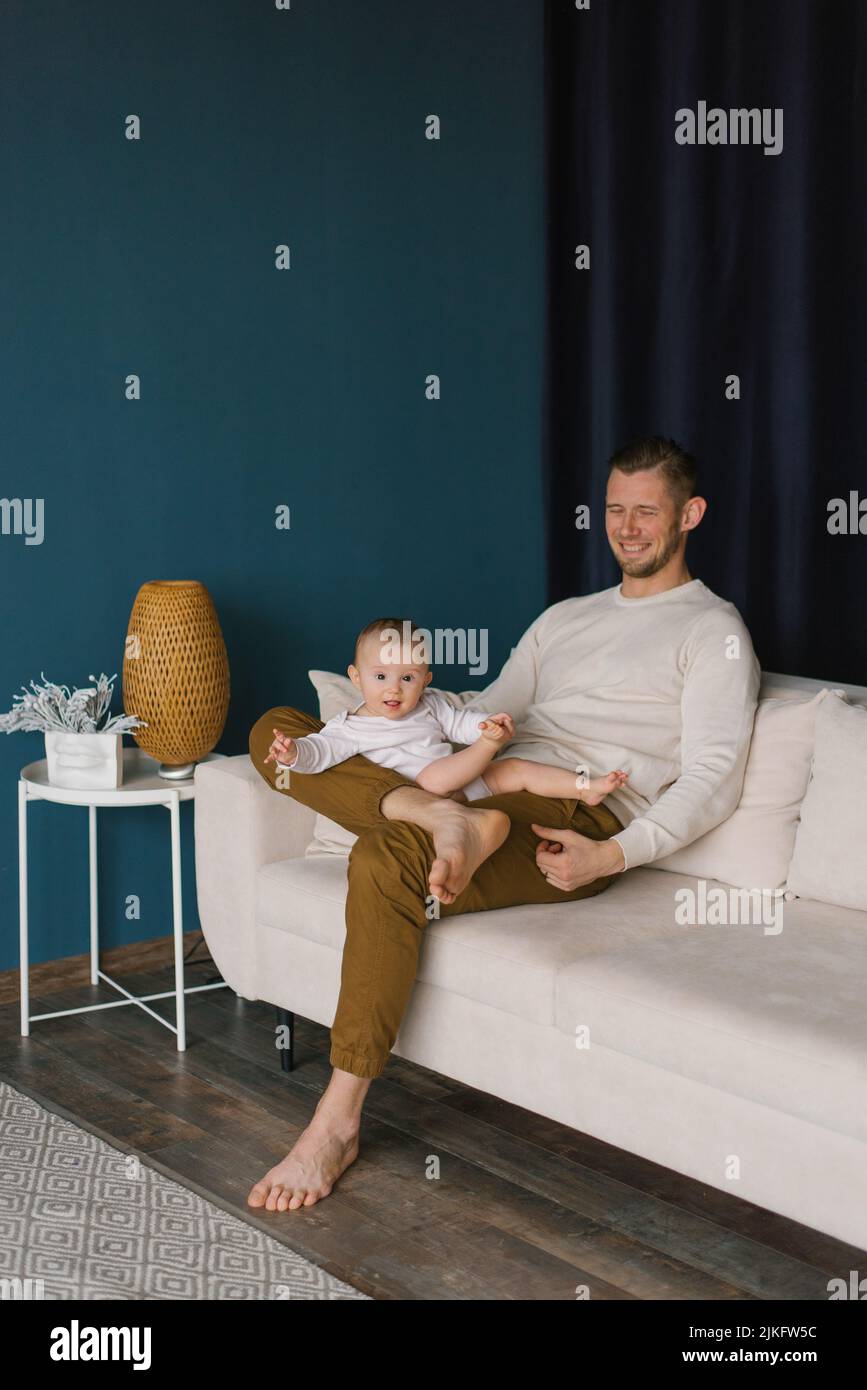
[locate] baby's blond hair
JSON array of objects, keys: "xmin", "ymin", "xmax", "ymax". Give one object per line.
[{"xmin": 354, "ymin": 617, "xmax": 426, "ymax": 668}]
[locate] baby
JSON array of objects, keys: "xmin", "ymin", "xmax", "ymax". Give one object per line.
[{"xmin": 267, "ymin": 615, "xmax": 628, "ymax": 812}]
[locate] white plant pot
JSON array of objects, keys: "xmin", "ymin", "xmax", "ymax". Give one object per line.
[{"xmin": 44, "ymin": 730, "xmax": 124, "ymax": 790}]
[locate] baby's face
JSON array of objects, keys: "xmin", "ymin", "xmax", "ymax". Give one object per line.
[{"xmin": 349, "ymin": 635, "xmax": 432, "ymax": 719}]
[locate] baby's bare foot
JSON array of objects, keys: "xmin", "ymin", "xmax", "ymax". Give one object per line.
[
  {"xmin": 579, "ymin": 769, "xmax": 628, "ymax": 806},
  {"xmin": 247, "ymin": 1104, "xmax": 360, "ymax": 1212},
  {"xmin": 426, "ymin": 804, "xmax": 510, "ymax": 905}
]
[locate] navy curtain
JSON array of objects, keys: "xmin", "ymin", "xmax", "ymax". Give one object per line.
[{"xmin": 544, "ymin": 0, "xmax": 866, "ymax": 684}]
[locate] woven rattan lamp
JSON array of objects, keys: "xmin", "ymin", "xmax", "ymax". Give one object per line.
[{"xmin": 123, "ymin": 580, "xmax": 230, "ymax": 780}]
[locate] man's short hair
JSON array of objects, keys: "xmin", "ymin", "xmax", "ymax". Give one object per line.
[
  {"xmin": 354, "ymin": 617, "xmax": 422, "ymax": 667},
  {"xmin": 607, "ymin": 436, "xmax": 698, "ymax": 511}
]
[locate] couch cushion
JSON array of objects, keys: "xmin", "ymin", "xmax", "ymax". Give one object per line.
[
  {"xmin": 654, "ymin": 691, "xmax": 829, "ymax": 890},
  {"xmin": 256, "ymin": 857, "xmax": 693, "ymax": 1028},
  {"xmin": 305, "ymin": 671, "xmax": 361, "ymax": 857},
  {"xmin": 554, "ymin": 873, "xmax": 867, "ymax": 1142},
  {"xmin": 761, "ymin": 670, "xmax": 867, "ymax": 705},
  {"xmin": 257, "ymin": 856, "xmax": 867, "ymax": 1141},
  {"xmin": 786, "ymin": 693, "xmax": 867, "ymax": 912}
]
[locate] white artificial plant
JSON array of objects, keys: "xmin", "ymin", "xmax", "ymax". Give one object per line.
[{"xmin": 0, "ymin": 672, "xmax": 147, "ymax": 736}]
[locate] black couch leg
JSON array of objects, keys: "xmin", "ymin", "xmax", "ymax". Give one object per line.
[{"xmin": 276, "ymin": 1007, "xmax": 295, "ymax": 1072}]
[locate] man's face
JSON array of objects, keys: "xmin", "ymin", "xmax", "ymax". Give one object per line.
[{"xmin": 604, "ymin": 467, "xmax": 685, "ymax": 578}]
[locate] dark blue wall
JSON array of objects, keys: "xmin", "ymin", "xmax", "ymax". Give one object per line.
[{"xmin": 0, "ymin": 1, "xmax": 545, "ymax": 970}]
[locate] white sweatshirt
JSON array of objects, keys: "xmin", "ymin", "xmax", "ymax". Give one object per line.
[
  {"xmin": 282, "ymin": 690, "xmax": 493, "ymax": 801},
  {"xmin": 459, "ymin": 579, "xmax": 760, "ymax": 869}
]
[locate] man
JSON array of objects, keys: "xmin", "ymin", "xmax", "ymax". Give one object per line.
[{"xmin": 246, "ymin": 436, "xmax": 761, "ymax": 1211}]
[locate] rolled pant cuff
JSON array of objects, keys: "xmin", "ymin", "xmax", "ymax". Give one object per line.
[
  {"xmin": 330, "ymin": 1047, "xmax": 386, "ymax": 1079},
  {"xmin": 365, "ymin": 775, "xmax": 416, "ymax": 825}
]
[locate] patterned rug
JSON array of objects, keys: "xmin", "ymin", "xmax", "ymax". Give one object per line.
[{"xmin": 0, "ymin": 1081, "xmax": 369, "ymax": 1300}]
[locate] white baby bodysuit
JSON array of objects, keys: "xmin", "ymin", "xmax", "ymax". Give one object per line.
[{"xmin": 279, "ymin": 690, "xmax": 494, "ymax": 800}]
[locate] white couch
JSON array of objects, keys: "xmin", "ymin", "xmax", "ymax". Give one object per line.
[{"xmin": 193, "ymin": 670, "xmax": 867, "ymax": 1249}]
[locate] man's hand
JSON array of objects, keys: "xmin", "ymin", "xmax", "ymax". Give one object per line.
[
  {"xmin": 478, "ymin": 712, "xmax": 515, "ymax": 744},
  {"xmin": 531, "ymin": 824, "xmax": 626, "ymax": 891},
  {"xmin": 264, "ymin": 728, "xmax": 297, "ymax": 767}
]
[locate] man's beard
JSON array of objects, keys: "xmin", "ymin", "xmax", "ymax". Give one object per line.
[{"xmin": 615, "ymin": 522, "xmax": 682, "ymax": 578}]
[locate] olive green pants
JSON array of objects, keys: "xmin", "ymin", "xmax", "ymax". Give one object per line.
[{"xmin": 249, "ymin": 706, "xmax": 624, "ymax": 1079}]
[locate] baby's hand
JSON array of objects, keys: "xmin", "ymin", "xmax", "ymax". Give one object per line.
[
  {"xmin": 478, "ymin": 712, "xmax": 514, "ymax": 744},
  {"xmin": 264, "ymin": 728, "xmax": 297, "ymax": 767}
]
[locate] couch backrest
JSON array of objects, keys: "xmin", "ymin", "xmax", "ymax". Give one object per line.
[{"xmin": 761, "ymin": 670, "xmax": 867, "ymax": 706}]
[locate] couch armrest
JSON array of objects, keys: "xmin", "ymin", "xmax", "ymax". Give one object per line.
[{"xmin": 193, "ymin": 754, "xmax": 315, "ymax": 999}]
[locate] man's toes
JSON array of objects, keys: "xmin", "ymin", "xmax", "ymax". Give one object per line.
[
  {"xmin": 287, "ymin": 1190, "xmax": 307, "ymax": 1210},
  {"xmin": 264, "ymin": 1183, "xmax": 284, "ymax": 1212},
  {"xmin": 303, "ymin": 1190, "xmax": 322, "ymax": 1206},
  {"xmin": 430, "ymin": 861, "xmax": 457, "ymax": 902},
  {"xmin": 430, "ymin": 857, "xmax": 450, "ymax": 891},
  {"xmin": 430, "ymin": 877, "xmax": 455, "ymax": 905},
  {"xmin": 247, "ymin": 1180, "xmax": 269, "ymax": 1208}
]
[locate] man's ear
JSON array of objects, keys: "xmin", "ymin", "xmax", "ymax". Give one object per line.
[
  {"xmin": 681, "ymin": 495, "xmax": 707, "ymax": 532},
  {"xmin": 347, "ymin": 664, "xmax": 361, "ymax": 689}
]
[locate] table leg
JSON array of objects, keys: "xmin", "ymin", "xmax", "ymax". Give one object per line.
[
  {"xmin": 89, "ymin": 804, "xmax": 98, "ymax": 985},
  {"xmin": 18, "ymin": 780, "xmax": 29, "ymax": 1037},
  {"xmin": 169, "ymin": 793, "xmax": 186, "ymax": 1051}
]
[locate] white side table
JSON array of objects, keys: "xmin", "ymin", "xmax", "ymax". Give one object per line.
[{"xmin": 18, "ymin": 746, "xmax": 228, "ymax": 1051}]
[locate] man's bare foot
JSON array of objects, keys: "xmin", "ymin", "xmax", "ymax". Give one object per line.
[
  {"xmin": 578, "ymin": 768, "xmax": 628, "ymax": 806},
  {"xmin": 247, "ymin": 1098, "xmax": 360, "ymax": 1212},
  {"xmin": 426, "ymin": 803, "xmax": 510, "ymax": 905}
]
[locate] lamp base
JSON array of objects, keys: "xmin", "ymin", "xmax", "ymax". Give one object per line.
[{"xmin": 158, "ymin": 761, "xmax": 196, "ymax": 781}]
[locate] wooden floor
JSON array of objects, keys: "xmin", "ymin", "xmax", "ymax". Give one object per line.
[{"xmin": 1, "ymin": 936, "xmax": 864, "ymax": 1301}]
